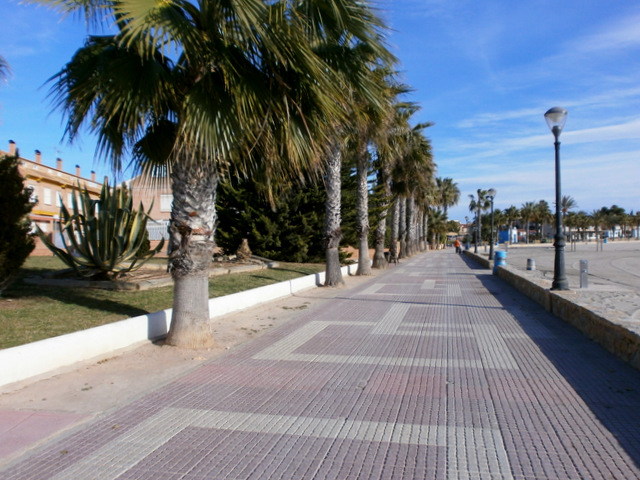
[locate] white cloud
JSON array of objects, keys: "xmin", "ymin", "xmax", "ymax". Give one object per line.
[
  {"xmin": 570, "ymin": 13, "xmax": 640, "ymax": 53},
  {"xmin": 566, "ymin": 118, "xmax": 640, "ymax": 144},
  {"xmin": 456, "ymin": 107, "xmax": 546, "ymax": 129}
]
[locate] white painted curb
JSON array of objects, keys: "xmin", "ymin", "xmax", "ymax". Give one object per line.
[{"xmin": 0, "ymin": 265, "xmax": 356, "ymax": 388}]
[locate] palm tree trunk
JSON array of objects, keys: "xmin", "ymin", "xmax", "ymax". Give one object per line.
[
  {"xmin": 423, "ymin": 210, "xmax": 429, "ymax": 250},
  {"xmin": 355, "ymin": 144, "xmax": 372, "ymax": 276},
  {"xmin": 389, "ymin": 197, "xmax": 399, "ymax": 262},
  {"xmin": 418, "ymin": 210, "xmax": 425, "ymax": 251},
  {"xmin": 324, "ymin": 145, "xmax": 344, "ymax": 286},
  {"xmin": 406, "ymin": 196, "xmax": 416, "ymax": 256},
  {"xmin": 166, "ymin": 159, "xmax": 218, "ymax": 348},
  {"xmin": 372, "ymin": 164, "xmax": 391, "ymax": 269},
  {"xmin": 398, "ymin": 198, "xmax": 407, "ymax": 259}
]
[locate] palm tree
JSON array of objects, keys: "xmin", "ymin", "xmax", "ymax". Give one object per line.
[
  {"xmin": 469, "ymin": 189, "xmax": 490, "ymax": 251},
  {"xmin": 427, "ymin": 208, "xmax": 447, "ymax": 249},
  {"xmin": 323, "ymin": 143, "xmax": 345, "ymax": 285},
  {"xmin": 0, "ymin": 55, "xmax": 9, "ymax": 84},
  {"xmin": 41, "ymin": 0, "xmax": 391, "ymax": 346},
  {"xmin": 619, "ymin": 212, "xmax": 630, "ymax": 240},
  {"xmin": 349, "ymin": 68, "xmax": 396, "ymax": 276},
  {"xmin": 533, "ymin": 200, "xmax": 552, "ymax": 241},
  {"xmin": 492, "ymin": 208, "xmax": 505, "ymax": 244},
  {"xmin": 393, "ymin": 123, "xmax": 435, "ymax": 257},
  {"xmin": 560, "ymin": 195, "xmax": 577, "ymax": 216},
  {"xmin": 0, "ymin": 55, "xmax": 10, "ymax": 120},
  {"xmin": 318, "ymin": 14, "xmax": 395, "ymax": 285},
  {"xmin": 560, "ymin": 195, "xmax": 577, "ymax": 234},
  {"xmin": 603, "ymin": 205, "xmax": 626, "ymax": 239},
  {"xmin": 590, "ymin": 208, "xmax": 607, "ymax": 249},
  {"xmin": 631, "ymin": 211, "xmax": 640, "ymax": 239},
  {"xmin": 520, "ymin": 201, "xmax": 535, "ymax": 244},
  {"xmin": 565, "ymin": 211, "xmax": 577, "ymax": 244},
  {"xmin": 575, "ymin": 210, "xmax": 591, "ymax": 242},
  {"xmin": 371, "ymin": 96, "xmax": 413, "ymax": 269},
  {"xmin": 503, "ymin": 205, "xmax": 519, "ymax": 244},
  {"xmin": 435, "ymin": 177, "xmax": 460, "ymax": 216}
]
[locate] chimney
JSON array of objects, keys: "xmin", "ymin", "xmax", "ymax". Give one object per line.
[
  {"xmin": 56, "ymin": 158, "xmax": 63, "ymax": 171},
  {"xmin": 35, "ymin": 150, "xmax": 42, "ymax": 164},
  {"xmin": 8, "ymin": 140, "xmax": 16, "ymax": 155},
  {"xmin": 75, "ymin": 164, "xmax": 81, "ymax": 177},
  {"xmin": 91, "ymin": 170, "xmax": 96, "ymax": 182}
]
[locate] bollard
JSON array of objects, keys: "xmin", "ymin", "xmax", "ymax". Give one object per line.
[
  {"xmin": 493, "ymin": 250, "xmax": 507, "ymax": 274},
  {"xmin": 580, "ymin": 260, "xmax": 588, "ymax": 288},
  {"xmin": 527, "ymin": 258, "xmax": 536, "ymax": 271}
]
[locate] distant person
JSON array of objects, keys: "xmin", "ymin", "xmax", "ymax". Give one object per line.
[{"xmin": 454, "ymin": 238, "xmax": 461, "ymax": 254}]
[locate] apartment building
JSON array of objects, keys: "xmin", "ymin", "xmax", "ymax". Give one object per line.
[
  {"xmin": 125, "ymin": 171, "xmax": 172, "ymax": 250},
  {"xmin": 1, "ymin": 140, "xmax": 104, "ymax": 255}
]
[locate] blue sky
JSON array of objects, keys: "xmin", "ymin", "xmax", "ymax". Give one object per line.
[{"xmin": 1, "ymin": 0, "xmax": 639, "ymax": 223}]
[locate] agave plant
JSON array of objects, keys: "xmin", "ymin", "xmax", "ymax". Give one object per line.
[{"xmin": 38, "ymin": 180, "xmax": 164, "ymax": 280}]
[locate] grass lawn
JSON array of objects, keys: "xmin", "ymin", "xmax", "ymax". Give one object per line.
[{"xmin": 0, "ymin": 256, "xmax": 324, "ymax": 349}]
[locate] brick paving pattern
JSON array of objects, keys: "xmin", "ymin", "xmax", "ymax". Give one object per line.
[{"xmin": 2, "ymin": 251, "xmax": 640, "ymax": 479}]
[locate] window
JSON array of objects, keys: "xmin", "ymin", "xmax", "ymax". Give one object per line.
[
  {"xmin": 56, "ymin": 192, "xmax": 62, "ymax": 207},
  {"xmin": 153, "ymin": 165, "xmax": 168, "ymax": 178},
  {"xmin": 68, "ymin": 193, "xmax": 73, "ymax": 206},
  {"xmin": 28, "ymin": 184, "xmax": 38, "ymax": 203},
  {"xmin": 43, "ymin": 188, "xmax": 52, "ymax": 205},
  {"xmin": 160, "ymin": 194, "xmax": 173, "ymax": 212}
]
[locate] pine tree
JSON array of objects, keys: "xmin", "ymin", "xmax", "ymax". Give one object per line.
[
  {"xmin": 216, "ymin": 178, "xmax": 327, "ymax": 263},
  {"xmin": 0, "ymin": 153, "xmax": 35, "ymax": 295}
]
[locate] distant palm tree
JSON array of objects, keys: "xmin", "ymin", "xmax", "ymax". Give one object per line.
[
  {"xmin": 0, "ymin": 55, "xmax": 10, "ymax": 120},
  {"xmin": 590, "ymin": 208, "xmax": 608, "ymax": 249},
  {"xmin": 575, "ymin": 210, "xmax": 591, "ymax": 241},
  {"xmin": 436, "ymin": 177, "xmax": 460, "ymax": 216},
  {"xmin": 427, "ymin": 207, "xmax": 447, "ymax": 249},
  {"xmin": 603, "ymin": 205, "xmax": 626, "ymax": 239},
  {"xmin": 469, "ymin": 189, "xmax": 490, "ymax": 251},
  {"xmin": 503, "ymin": 205, "xmax": 519, "ymax": 244},
  {"xmin": 565, "ymin": 211, "xmax": 578, "ymax": 243},
  {"xmin": 533, "ymin": 200, "xmax": 552, "ymax": 241},
  {"xmin": 619, "ymin": 212, "xmax": 630, "ymax": 240},
  {"xmin": 351, "ymin": 68, "xmax": 396, "ymax": 277},
  {"xmin": 560, "ymin": 195, "xmax": 577, "ymax": 215},
  {"xmin": 0, "ymin": 55, "xmax": 10, "ymax": 84},
  {"xmin": 370, "ymin": 95, "xmax": 413, "ymax": 269},
  {"xmin": 560, "ymin": 195, "xmax": 577, "ymax": 233},
  {"xmin": 632, "ymin": 211, "xmax": 640, "ymax": 239},
  {"xmin": 392, "ymin": 122, "xmax": 435, "ymax": 258},
  {"xmin": 520, "ymin": 201, "xmax": 535, "ymax": 244}
]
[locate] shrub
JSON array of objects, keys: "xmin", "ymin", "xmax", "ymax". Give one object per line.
[
  {"xmin": 38, "ymin": 180, "xmax": 164, "ymax": 280},
  {"xmin": 0, "ymin": 154, "xmax": 35, "ymax": 294}
]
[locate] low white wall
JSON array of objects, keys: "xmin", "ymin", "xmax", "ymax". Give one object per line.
[{"xmin": 0, "ymin": 265, "xmax": 355, "ymax": 388}]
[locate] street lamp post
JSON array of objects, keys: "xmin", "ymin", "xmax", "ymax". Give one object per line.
[
  {"xmin": 545, "ymin": 107, "xmax": 569, "ymax": 290},
  {"xmin": 487, "ymin": 189, "xmax": 496, "ymax": 260},
  {"xmin": 465, "ymin": 216, "xmax": 469, "ymax": 248},
  {"xmin": 474, "ymin": 189, "xmax": 481, "ymax": 253}
]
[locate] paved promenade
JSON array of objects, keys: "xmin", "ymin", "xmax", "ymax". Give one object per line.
[{"xmin": 3, "ymin": 251, "xmax": 640, "ymax": 479}]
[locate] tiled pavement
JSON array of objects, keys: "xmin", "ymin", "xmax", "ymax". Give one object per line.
[{"xmin": 2, "ymin": 251, "xmax": 640, "ymax": 479}]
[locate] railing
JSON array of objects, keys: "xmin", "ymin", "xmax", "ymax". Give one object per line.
[{"xmin": 147, "ymin": 221, "xmax": 170, "ymax": 241}]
